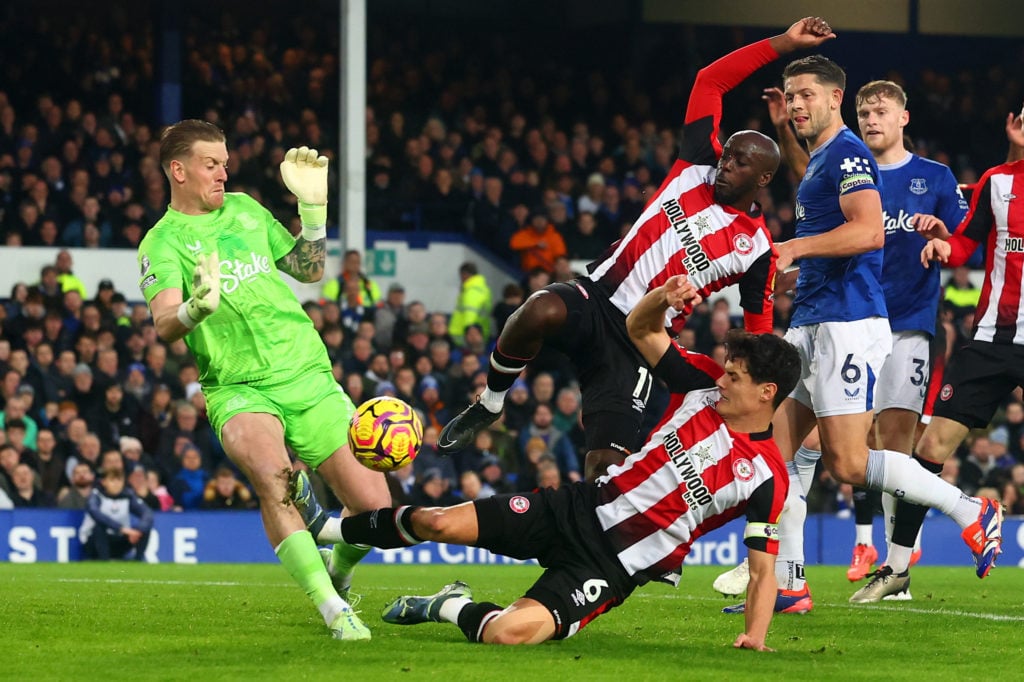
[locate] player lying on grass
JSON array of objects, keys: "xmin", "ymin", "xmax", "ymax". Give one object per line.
[{"xmin": 292, "ymin": 274, "xmax": 802, "ymax": 650}]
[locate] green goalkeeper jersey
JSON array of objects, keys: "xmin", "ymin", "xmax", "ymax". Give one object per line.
[{"xmin": 137, "ymin": 192, "xmax": 330, "ymax": 387}]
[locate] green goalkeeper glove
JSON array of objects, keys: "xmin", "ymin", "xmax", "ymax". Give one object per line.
[
  {"xmin": 176, "ymin": 252, "xmax": 221, "ymax": 330},
  {"xmin": 280, "ymin": 145, "xmax": 329, "ymax": 237}
]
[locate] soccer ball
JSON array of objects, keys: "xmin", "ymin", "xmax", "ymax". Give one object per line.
[{"xmin": 348, "ymin": 397, "xmax": 423, "ymax": 472}]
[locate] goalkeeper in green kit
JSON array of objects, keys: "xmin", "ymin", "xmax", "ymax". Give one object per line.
[{"xmin": 137, "ymin": 120, "xmax": 390, "ymax": 640}]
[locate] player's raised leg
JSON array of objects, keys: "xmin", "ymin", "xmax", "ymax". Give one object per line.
[{"xmin": 438, "ymin": 289, "xmax": 568, "ymax": 453}]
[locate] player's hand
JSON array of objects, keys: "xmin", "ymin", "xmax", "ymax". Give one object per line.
[
  {"xmin": 733, "ymin": 633, "xmax": 775, "ymax": 652},
  {"xmin": 912, "ymin": 213, "xmax": 950, "ymax": 241},
  {"xmin": 774, "ymin": 267, "xmax": 799, "ymax": 295},
  {"xmin": 920, "ymin": 239, "xmax": 951, "ymax": 268},
  {"xmin": 663, "ymin": 274, "xmax": 702, "ymax": 311},
  {"xmin": 762, "ymin": 88, "xmax": 789, "ymax": 129},
  {"xmin": 181, "ymin": 252, "xmax": 221, "ymax": 327},
  {"xmin": 1006, "ymin": 107, "xmax": 1024, "ymax": 149},
  {"xmin": 122, "ymin": 527, "xmax": 143, "ymax": 544},
  {"xmin": 779, "ymin": 17, "xmax": 836, "ymax": 52},
  {"xmin": 281, "ymin": 146, "xmax": 329, "ymax": 226},
  {"xmin": 774, "ymin": 240, "xmax": 799, "ymax": 272}
]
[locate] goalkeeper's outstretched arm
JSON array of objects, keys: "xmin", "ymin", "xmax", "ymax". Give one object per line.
[{"xmin": 276, "ymin": 146, "xmax": 329, "ymax": 283}]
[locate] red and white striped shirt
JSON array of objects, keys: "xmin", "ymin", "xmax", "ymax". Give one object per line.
[
  {"xmin": 942, "ymin": 161, "xmax": 1024, "ymax": 344},
  {"xmin": 585, "ymin": 40, "xmax": 780, "ymax": 335},
  {"xmin": 593, "ymin": 343, "xmax": 787, "ymax": 585}
]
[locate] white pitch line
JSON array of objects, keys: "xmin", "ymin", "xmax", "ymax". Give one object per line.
[
  {"xmin": 635, "ymin": 592, "xmax": 1024, "ymax": 622},
  {"xmin": 54, "ymin": 577, "xmax": 294, "ymax": 588}
]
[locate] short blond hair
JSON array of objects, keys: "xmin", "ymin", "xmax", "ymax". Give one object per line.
[{"xmin": 855, "ymin": 80, "xmax": 907, "ymax": 109}]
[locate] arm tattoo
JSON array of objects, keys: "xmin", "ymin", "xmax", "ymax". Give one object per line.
[{"xmin": 276, "ymin": 237, "xmax": 326, "ymax": 282}]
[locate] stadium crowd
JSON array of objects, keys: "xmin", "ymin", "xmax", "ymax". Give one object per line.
[{"xmin": 0, "ymin": 5, "xmax": 1022, "ymax": 533}]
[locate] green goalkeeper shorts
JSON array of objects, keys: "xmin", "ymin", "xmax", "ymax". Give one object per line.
[{"xmin": 204, "ymin": 369, "xmax": 356, "ymax": 469}]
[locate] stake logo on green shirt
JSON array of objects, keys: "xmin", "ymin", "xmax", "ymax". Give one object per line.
[{"xmin": 138, "ymin": 192, "xmax": 330, "ymax": 387}]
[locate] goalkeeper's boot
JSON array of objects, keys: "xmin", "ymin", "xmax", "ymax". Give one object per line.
[
  {"xmin": 289, "ymin": 469, "xmax": 327, "ymax": 541},
  {"xmin": 382, "ymin": 581, "xmax": 473, "ymax": 625},
  {"xmin": 846, "ymin": 543, "xmax": 878, "ymax": 582},
  {"xmin": 319, "ymin": 548, "xmax": 360, "ymax": 607},
  {"xmin": 437, "ymin": 399, "xmax": 501, "ymax": 454},
  {"xmin": 849, "ymin": 566, "xmax": 911, "ymax": 603},
  {"xmin": 712, "ymin": 558, "xmax": 750, "ymax": 597},
  {"xmin": 961, "ymin": 497, "xmax": 1004, "ymax": 578},
  {"xmin": 329, "ymin": 607, "xmax": 371, "ymax": 641},
  {"xmin": 722, "ymin": 584, "xmax": 813, "ymax": 615}
]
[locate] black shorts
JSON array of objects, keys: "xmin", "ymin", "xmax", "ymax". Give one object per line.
[
  {"xmin": 545, "ymin": 279, "xmax": 649, "ymax": 453},
  {"xmin": 932, "ymin": 340, "xmax": 1024, "ymax": 428},
  {"xmin": 473, "ymin": 483, "xmax": 636, "ymax": 639}
]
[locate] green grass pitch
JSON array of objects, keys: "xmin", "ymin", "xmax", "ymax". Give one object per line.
[{"xmin": 3, "ymin": 562, "xmax": 1022, "ymax": 681}]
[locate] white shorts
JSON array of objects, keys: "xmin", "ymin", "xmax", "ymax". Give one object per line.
[
  {"xmin": 784, "ymin": 318, "xmax": 892, "ymax": 418},
  {"xmin": 873, "ymin": 330, "xmax": 930, "ymax": 414}
]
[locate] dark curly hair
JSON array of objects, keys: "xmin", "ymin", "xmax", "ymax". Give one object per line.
[{"xmin": 724, "ymin": 330, "xmax": 801, "ymax": 408}]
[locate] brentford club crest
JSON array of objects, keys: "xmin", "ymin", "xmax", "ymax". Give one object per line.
[
  {"xmin": 733, "ymin": 458, "xmax": 754, "ymax": 481},
  {"xmin": 733, "ymin": 234, "xmax": 754, "ymax": 255},
  {"xmin": 940, "ymin": 384, "xmax": 954, "ymax": 401},
  {"xmin": 509, "ymin": 496, "xmax": 530, "ymax": 514}
]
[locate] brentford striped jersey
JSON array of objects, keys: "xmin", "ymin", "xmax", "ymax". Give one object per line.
[
  {"xmin": 585, "ymin": 39, "xmax": 780, "ymax": 335},
  {"xmin": 593, "ymin": 343, "xmax": 787, "ymax": 585},
  {"xmin": 941, "ymin": 160, "xmax": 1024, "ymax": 344}
]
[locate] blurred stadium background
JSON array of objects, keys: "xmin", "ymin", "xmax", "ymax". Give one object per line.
[{"xmin": 2, "ymin": 0, "xmax": 1024, "ymax": 567}]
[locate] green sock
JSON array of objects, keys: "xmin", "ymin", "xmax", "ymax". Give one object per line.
[
  {"xmin": 331, "ymin": 540, "xmax": 371, "ymax": 589},
  {"xmin": 276, "ymin": 530, "xmax": 338, "ymax": 609}
]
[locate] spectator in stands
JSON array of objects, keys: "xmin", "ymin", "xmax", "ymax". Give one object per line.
[
  {"xmin": 471, "ymin": 176, "xmax": 516, "ymax": 259},
  {"xmin": 168, "ymin": 444, "xmax": 208, "ymax": 511},
  {"xmin": 156, "ymin": 401, "xmax": 215, "ymax": 473},
  {"xmin": 54, "ymin": 248, "xmax": 87, "ymax": 299},
  {"xmin": 510, "ymin": 209, "xmax": 567, "ymax": 274},
  {"xmin": 421, "ymin": 167, "xmax": 469, "ymax": 232},
  {"xmin": 80, "ymin": 467, "xmax": 152, "ymax": 560},
  {"xmin": 57, "ymin": 462, "xmax": 95, "ymax": 510},
  {"xmin": 87, "ymin": 381, "xmax": 140, "ymax": 451},
  {"xmin": 33, "ymin": 427, "xmax": 66, "ymax": 499},
  {"xmin": 578, "ymin": 173, "xmax": 605, "ymax": 215},
  {"xmin": 379, "ymin": 461, "xmax": 413, "ymax": 506},
  {"xmin": 516, "ymin": 403, "xmax": 580, "ymax": 484},
  {"xmin": 119, "ymin": 435, "xmax": 155, "ymax": 476},
  {"xmin": 448, "ymin": 262, "xmax": 492, "ymax": 345},
  {"xmin": 958, "ymin": 435, "xmax": 1006, "ymax": 496},
  {"xmin": 321, "ymin": 249, "xmax": 381, "ymax": 308},
  {"xmin": 410, "ymin": 467, "xmax": 460, "ymax": 507},
  {"xmin": 127, "ymin": 465, "xmax": 161, "ymax": 511},
  {"xmin": 373, "ymin": 282, "xmax": 407, "ymax": 350},
  {"xmin": 1002, "ymin": 463, "xmax": 1024, "ymax": 515},
  {"xmin": 10, "ymin": 463, "xmax": 51, "ymax": 507},
  {"xmin": 564, "ymin": 210, "xmax": 605, "ymax": 262},
  {"xmin": 457, "ymin": 469, "xmax": 492, "ymax": 500},
  {"xmin": 201, "ymin": 466, "xmax": 256, "ymax": 510}
]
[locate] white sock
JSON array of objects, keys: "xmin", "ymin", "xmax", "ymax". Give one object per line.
[
  {"xmin": 864, "ymin": 449, "xmax": 962, "ymax": 515},
  {"xmin": 793, "ymin": 446, "xmax": 821, "ymax": 495},
  {"xmin": 854, "ymin": 524, "xmax": 873, "ymax": 546},
  {"xmin": 318, "ymin": 595, "xmax": 349, "ymax": 624},
  {"xmin": 478, "ymin": 387, "xmax": 506, "ymax": 413},
  {"xmin": 776, "ymin": 462, "xmax": 807, "ymax": 591},
  {"xmin": 438, "ymin": 597, "xmax": 473, "ymax": 624},
  {"xmin": 949, "ymin": 496, "xmax": 983, "ymax": 528},
  {"xmin": 882, "ymin": 491, "xmax": 896, "ymax": 548},
  {"xmin": 318, "ymin": 516, "xmax": 342, "ymax": 544},
  {"xmin": 888, "ymin": 544, "xmax": 913, "ymax": 574}
]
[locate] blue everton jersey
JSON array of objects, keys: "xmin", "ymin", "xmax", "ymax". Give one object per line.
[
  {"xmin": 792, "ymin": 127, "xmax": 887, "ymax": 326},
  {"xmin": 879, "ymin": 154, "xmax": 968, "ymax": 336}
]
